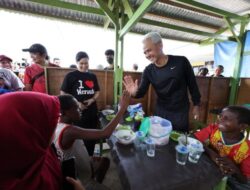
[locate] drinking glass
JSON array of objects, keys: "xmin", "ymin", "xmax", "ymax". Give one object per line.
[
  {"xmin": 175, "ymin": 145, "xmax": 189, "ymax": 165},
  {"xmin": 145, "ymin": 138, "xmax": 155, "ymax": 157}
]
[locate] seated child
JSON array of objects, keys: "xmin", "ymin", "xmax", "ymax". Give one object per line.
[
  {"xmin": 195, "ymin": 106, "xmax": 250, "ymax": 190},
  {"xmin": 54, "ymin": 91, "xmax": 130, "ymax": 190}
]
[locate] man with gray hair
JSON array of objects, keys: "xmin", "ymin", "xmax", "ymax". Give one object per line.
[{"xmin": 123, "ymin": 32, "xmax": 201, "ymax": 132}]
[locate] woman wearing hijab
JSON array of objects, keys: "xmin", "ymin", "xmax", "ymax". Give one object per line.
[{"xmin": 0, "ymin": 92, "xmax": 84, "ymax": 190}]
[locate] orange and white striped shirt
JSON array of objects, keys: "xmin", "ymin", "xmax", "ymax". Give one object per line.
[{"xmin": 195, "ymin": 124, "xmax": 250, "ymax": 178}]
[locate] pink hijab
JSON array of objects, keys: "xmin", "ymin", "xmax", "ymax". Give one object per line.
[{"xmin": 0, "ymin": 92, "xmax": 62, "ymax": 190}]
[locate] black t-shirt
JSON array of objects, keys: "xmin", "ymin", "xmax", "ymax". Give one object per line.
[
  {"xmin": 135, "ymin": 55, "xmax": 201, "ymax": 111},
  {"xmin": 61, "ymin": 70, "xmax": 100, "ymax": 102}
]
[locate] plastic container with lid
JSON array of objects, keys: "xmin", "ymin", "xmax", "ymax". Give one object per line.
[{"xmin": 148, "ymin": 116, "xmax": 172, "ymax": 145}]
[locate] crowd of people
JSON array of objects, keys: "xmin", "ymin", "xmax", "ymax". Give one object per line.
[
  {"xmin": 197, "ymin": 65, "xmax": 224, "ymax": 77},
  {"xmin": 0, "ymin": 42, "xmax": 223, "ymax": 96},
  {"xmin": 0, "ymin": 32, "xmax": 249, "ymax": 190}
]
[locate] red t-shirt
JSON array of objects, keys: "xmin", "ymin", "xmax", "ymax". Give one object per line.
[
  {"xmin": 24, "ymin": 63, "xmax": 58, "ymax": 93},
  {"xmin": 195, "ymin": 124, "xmax": 250, "ymax": 178}
]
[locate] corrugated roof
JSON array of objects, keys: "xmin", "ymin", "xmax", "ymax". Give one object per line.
[
  {"xmin": 0, "ymin": 0, "xmax": 249, "ymax": 43},
  {"xmin": 195, "ymin": 0, "xmax": 250, "ymax": 14},
  {"xmin": 148, "ymin": 1, "xmax": 224, "ymax": 27}
]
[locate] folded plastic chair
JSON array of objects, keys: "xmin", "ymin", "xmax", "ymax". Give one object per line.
[{"xmin": 213, "ymin": 177, "xmax": 228, "ymax": 190}]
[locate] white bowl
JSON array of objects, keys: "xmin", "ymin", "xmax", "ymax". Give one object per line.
[
  {"xmin": 102, "ymin": 109, "xmax": 114, "ymax": 116},
  {"xmin": 115, "ymin": 129, "xmax": 136, "ymax": 145},
  {"xmin": 177, "ymin": 136, "xmax": 203, "ymax": 150}
]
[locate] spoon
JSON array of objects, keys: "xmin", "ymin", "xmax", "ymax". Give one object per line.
[
  {"xmin": 185, "ymin": 132, "xmax": 188, "ymax": 146},
  {"xmin": 121, "ymin": 135, "xmax": 131, "ymax": 140}
]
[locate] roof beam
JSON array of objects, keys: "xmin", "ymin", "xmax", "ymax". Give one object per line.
[
  {"xmin": 200, "ymin": 39, "xmax": 225, "ymax": 46},
  {"xmin": 132, "ymin": 29, "xmax": 198, "ymax": 43},
  {"xmin": 199, "ymin": 21, "xmax": 242, "ymax": 45},
  {"xmin": 27, "ymin": 0, "xmax": 104, "ymax": 15},
  {"xmin": 0, "ymin": 3, "xmax": 199, "ymax": 44},
  {"xmin": 0, "ymin": 5, "xmax": 108, "ymax": 34},
  {"xmin": 159, "ymin": 0, "xmax": 222, "ymax": 19},
  {"xmin": 199, "ymin": 27, "xmax": 229, "ymax": 45},
  {"xmin": 103, "ymin": 0, "xmax": 115, "ymax": 28},
  {"xmin": 119, "ymin": 0, "xmax": 157, "ymax": 38},
  {"xmin": 1, "ymin": 5, "xmax": 191, "ymax": 44},
  {"xmin": 173, "ymin": 0, "xmax": 247, "ymax": 20},
  {"xmin": 103, "ymin": 17, "xmax": 111, "ymax": 28},
  {"xmin": 95, "ymin": 0, "xmax": 117, "ymax": 25},
  {"xmin": 146, "ymin": 13, "xmax": 219, "ymax": 31},
  {"xmin": 122, "ymin": 0, "xmax": 134, "ymax": 18},
  {"xmin": 140, "ymin": 18, "xmax": 227, "ymax": 39},
  {"xmin": 123, "ymin": 0, "xmax": 220, "ymax": 32},
  {"xmin": 224, "ymin": 17, "xmax": 241, "ymax": 43}
]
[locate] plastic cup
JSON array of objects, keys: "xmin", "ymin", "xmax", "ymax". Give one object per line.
[
  {"xmin": 145, "ymin": 138, "xmax": 155, "ymax": 157},
  {"xmin": 134, "ymin": 131, "xmax": 145, "ymax": 150},
  {"xmin": 188, "ymin": 143, "xmax": 204, "ymax": 163},
  {"xmin": 175, "ymin": 145, "xmax": 189, "ymax": 165}
]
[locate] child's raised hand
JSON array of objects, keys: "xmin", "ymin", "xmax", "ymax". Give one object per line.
[
  {"xmin": 119, "ymin": 90, "xmax": 130, "ymax": 110},
  {"xmin": 123, "ymin": 75, "xmax": 138, "ymax": 96}
]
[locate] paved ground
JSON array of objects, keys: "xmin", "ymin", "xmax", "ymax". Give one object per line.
[
  {"xmin": 95, "ymin": 143, "xmax": 123, "ymax": 190},
  {"xmin": 102, "ymin": 152, "xmax": 123, "ymax": 190}
]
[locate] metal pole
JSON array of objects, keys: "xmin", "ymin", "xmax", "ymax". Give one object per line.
[{"xmin": 228, "ymin": 21, "xmax": 247, "ymax": 104}]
